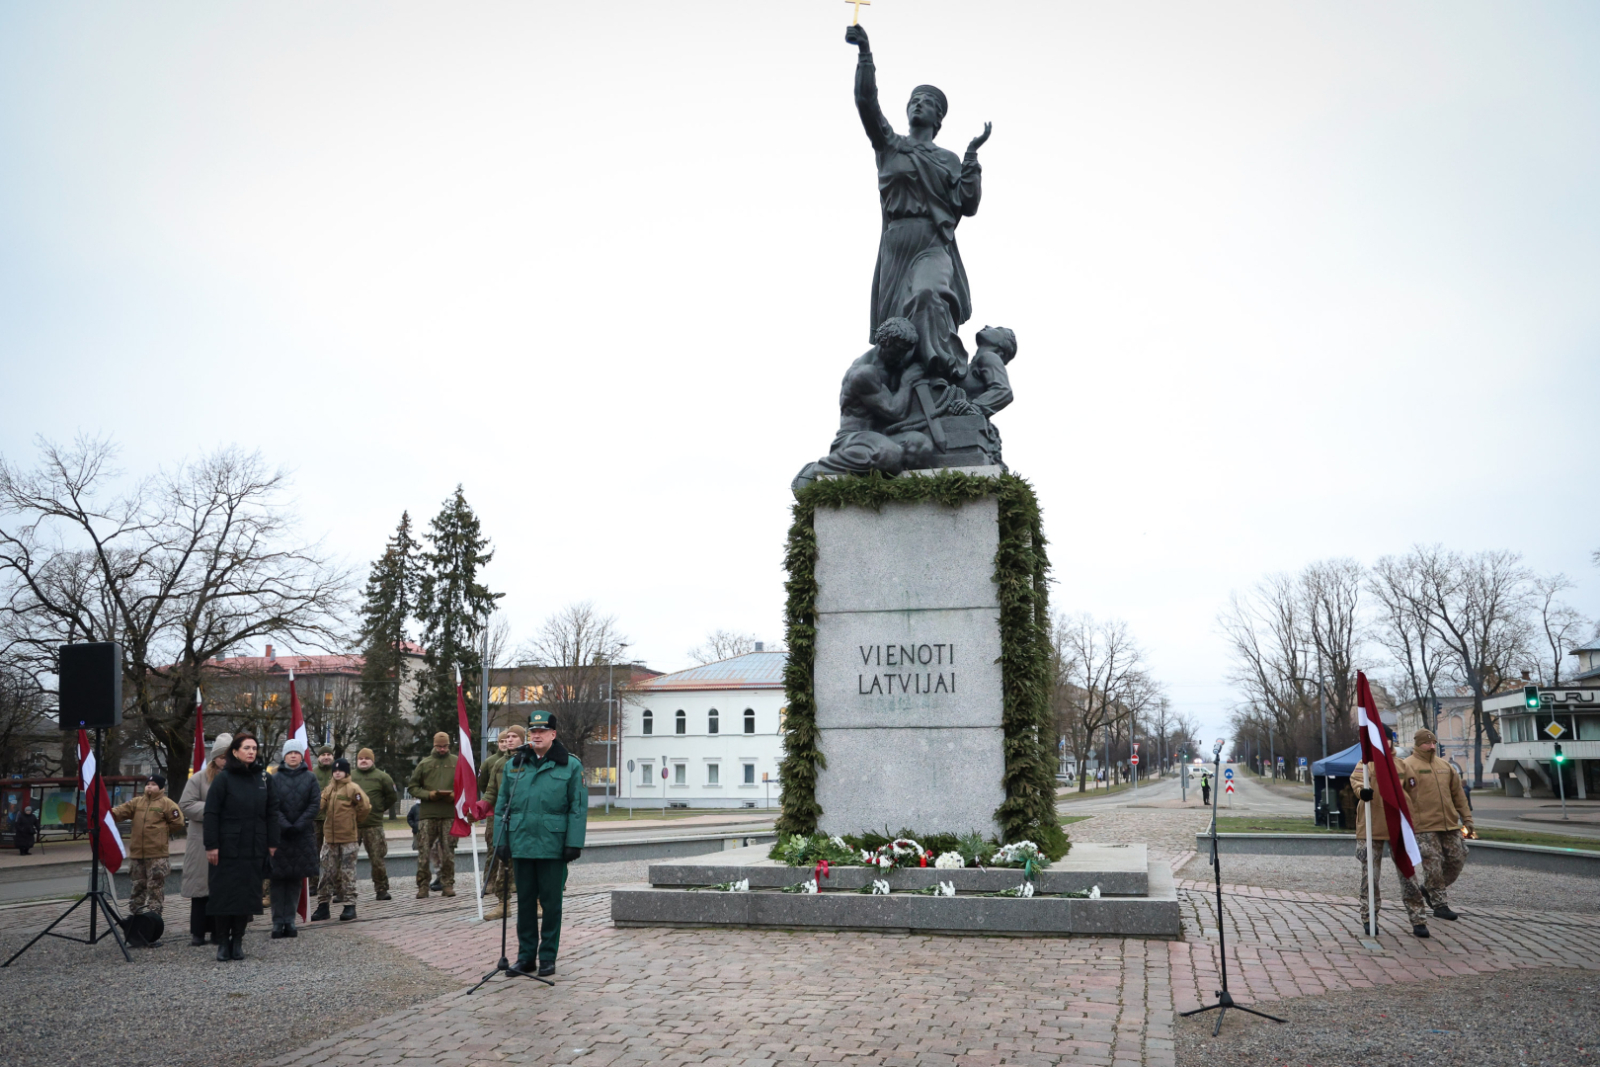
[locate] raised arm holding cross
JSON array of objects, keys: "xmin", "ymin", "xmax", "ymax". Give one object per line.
[{"xmin": 845, "ymin": 0, "xmax": 870, "ymax": 26}]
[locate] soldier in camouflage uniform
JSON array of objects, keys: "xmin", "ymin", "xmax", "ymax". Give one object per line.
[
  {"xmin": 477, "ymin": 724, "xmax": 526, "ymax": 920},
  {"xmin": 316, "ymin": 758, "xmax": 370, "ymax": 921},
  {"xmin": 111, "ymin": 774, "xmax": 184, "ymax": 916},
  {"xmin": 350, "ymin": 748, "xmax": 398, "ymax": 901},
  {"xmin": 408, "ymin": 732, "xmax": 460, "ymax": 897},
  {"xmin": 312, "ymin": 745, "xmax": 336, "ymax": 851}
]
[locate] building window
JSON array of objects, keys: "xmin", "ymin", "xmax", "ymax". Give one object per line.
[
  {"xmin": 706, "ymin": 763, "xmax": 720, "ymax": 785},
  {"xmin": 673, "ymin": 762, "xmax": 686, "ymax": 785},
  {"xmin": 640, "ymin": 762, "xmax": 653, "ymax": 785},
  {"xmin": 642, "ymin": 709, "xmax": 653, "ymax": 736},
  {"xmin": 744, "ymin": 708, "xmax": 756, "ymax": 734},
  {"xmin": 743, "ymin": 762, "xmax": 756, "ymax": 785},
  {"xmin": 708, "ymin": 708, "xmax": 719, "ymax": 734},
  {"xmin": 675, "ymin": 710, "xmax": 686, "ymax": 735}
]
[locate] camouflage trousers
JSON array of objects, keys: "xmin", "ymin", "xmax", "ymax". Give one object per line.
[
  {"xmin": 128, "ymin": 857, "xmax": 170, "ymax": 915},
  {"xmin": 358, "ymin": 824, "xmax": 389, "ymax": 894},
  {"xmin": 1415, "ymin": 829, "xmax": 1468, "ymax": 910},
  {"xmin": 1355, "ymin": 840, "xmax": 1429, "ymax": 926},
  {"xmin": 484, "ymin": 824, "xmax": 512, "ymax": 902},
  {"xmin": 318, "ymin": 842, "xmax": 359, "ymax": 904},
  {"xmin": 416, "ymin": 818, "xmax": 456, "ymax": 891}
]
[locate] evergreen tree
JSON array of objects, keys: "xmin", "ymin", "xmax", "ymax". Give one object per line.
[
  {"xmin": 413, "ymin": 487, "xmax": 501, "ymax": 755},
  {"xmin": 357, "ymin": 512, "xmax": 423, "ymax": 780}
]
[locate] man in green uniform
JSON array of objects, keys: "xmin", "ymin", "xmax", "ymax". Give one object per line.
[
  {"xmin": 494, "ymin": 711, "xmax": 585, "ymax": 978},
  {"xmin": 408, "ymin": 731, "xmax": 459, "ymax": 897},
  {"xmin": 477, "ymin": 724, "xmax": 526, "ymax": 920},
  {"xmin": 351, "ymin": 747, "xmax": 399, "ymax": 901},
  {"xmin": 313, "ymin": 745, "xmax": 336, "ymax": 851}
]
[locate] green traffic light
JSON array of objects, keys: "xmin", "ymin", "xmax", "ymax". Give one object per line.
[
  {"xmin": 1523, "ymin": 684, "xmax": 1541, "ymax": 710},
  {"xmin": 1553, "ymin": 742, "xmax": 1565, "ymax": 764}
]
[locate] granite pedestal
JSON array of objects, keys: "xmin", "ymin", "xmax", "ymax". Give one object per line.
[{"xmin": 812, "ymin": 469, "xmax": 1006, "ymax": 837}]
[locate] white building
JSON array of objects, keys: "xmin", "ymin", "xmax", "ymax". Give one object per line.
[
  {"xmin": 1485, "ymin": 655, "xmax": 1600, "ymax": 799},
  {"xmin": 620, "ymin": 649, "xmax": 786, "ymax": 812}
]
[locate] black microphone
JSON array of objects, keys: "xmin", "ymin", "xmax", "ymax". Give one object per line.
[{"xmin": 512, "ymin": 742, "xmax": 536, "ymax": 767}]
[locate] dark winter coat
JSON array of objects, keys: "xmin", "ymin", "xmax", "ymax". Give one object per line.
[
  {"xmin": 494, "ymin": 740, "xmax": 586, "ymax": 861},
  {"xmin": 269, "ymin": 762, "xmax": 321, "ymax": 880},
  {"xmin": 13, "ymin": 811, "xmax": 39, "ymax": 849},
  {"xmin": 203, "ymin": 756, "xmax": 281, "ymax": 917}
]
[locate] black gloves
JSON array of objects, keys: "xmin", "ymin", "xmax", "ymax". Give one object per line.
[
  {"xmin": 563, "ymin": 846, "xmax": 582, "ymax": 864},
  {"xmin": 1359, "ymin": 788, "xmax": 1373, "ymax": 802},
  {"xmin": 495, "ymin": 842, "xmax": 511, "ymax": 862}
]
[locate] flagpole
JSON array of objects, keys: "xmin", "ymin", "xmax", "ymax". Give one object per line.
[{"xmin": 1365, "ymin": 759, "xmax": 1376, "ymax": 936}]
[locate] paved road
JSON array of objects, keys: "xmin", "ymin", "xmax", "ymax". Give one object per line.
[{"xmin": 1059, "ymin": 767, "xmax": 1313, "ymax": 816}]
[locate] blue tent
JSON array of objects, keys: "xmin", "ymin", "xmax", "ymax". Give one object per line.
[{"xmin": 1312, "ymin": 742, "xmax": 1362, "ymax": 778}]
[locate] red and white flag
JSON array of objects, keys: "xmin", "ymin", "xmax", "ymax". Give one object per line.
[
  {"xmin": 288, "ymin": 671, "xmax": 311, "ymax": 924},
  {"xmin": 1356, "ymin": 670, "xmax": 1421, "ymax": 879},
  {"xmin": 450, "ymin": 671, "xmax": 478, "ymax": 838},
  {"xmin": 77, "ymin": 729, "xmax": 125, "ymax": 874},
  {"xmin": 190, "ymin": 688, "xmax": 206, "ymax": 776}
]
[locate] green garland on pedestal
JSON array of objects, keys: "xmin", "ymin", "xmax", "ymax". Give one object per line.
[{"xmin": 775, "ymin": 469, "xmax": 1067, "ymax": 859}]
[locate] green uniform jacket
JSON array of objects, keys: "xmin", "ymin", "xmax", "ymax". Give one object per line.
[
  {"xmin": 350, "ymin": 766, "xmax": 398, "ymax": 827},
  {"xmin": 478, "ymin": 751, "xmax": 507, "ymax": 844},
  {"xmin": 494, "ymin": 748, "xmax": 586, "ymax": 860},
  {"xmin": 408, "ymin": 752, "xmax": 459, "ymax": 820},
  {"xmin": 478, "ymin": 751, "xmax": 506, "ymax": 793},
  {"xmin": 314, "ymin": 764, "xmax": 335, "ymax": 822}
]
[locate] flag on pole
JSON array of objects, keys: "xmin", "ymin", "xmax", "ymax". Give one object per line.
[
  {"xmin": 190, "ymin": 687, "xmax": 206, "ymax": 776},
  {"xmin": 77, "ymin": 729, "xmax": 125, "ymax": 874},
  {"xmin": 451, "ymin": 670, "xmax": 479, "ymax": 837},
  {"xmin": 288, "ymin": 670, "xmax": 311, "ymax": 924},
  {"xmin": 1356, "ymin": 670, "xmax": 1421, "ymax": 879}
]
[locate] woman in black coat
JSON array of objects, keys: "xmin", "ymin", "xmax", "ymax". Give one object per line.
[
  {"xmin": 267, "ymin": 739, "xmax": 320, "ymax": 938},
  {"xmin": 204, "ymin": 732, "xmax": 280, "ymax": 961}
]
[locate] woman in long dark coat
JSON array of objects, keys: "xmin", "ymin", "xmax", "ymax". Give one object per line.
[
  {"xmin": 204, "ymin": 732, "xmax": 280, "ymax": 961},
  {"xmin": 267, "ymin": 738, "xmax": 319, "ymax": 938}
]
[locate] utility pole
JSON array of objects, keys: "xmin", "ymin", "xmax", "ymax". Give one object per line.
[{"xmin": 480, "ymin": 613, "xmax": 491, "ymax": 766}]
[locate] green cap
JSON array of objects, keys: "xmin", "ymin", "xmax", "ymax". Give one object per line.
[
  {"xmin": 316, "ymin": 745, "xmax": 334, "ymax": 756},
  {"xmin": 528, "ymin": 710, "xmax": 556, "ymax": 730}
]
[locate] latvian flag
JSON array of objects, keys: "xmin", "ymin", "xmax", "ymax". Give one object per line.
[
  {"xmin": 1356, "ymin": 670, "xmax": 1421, "ymax": 879},
  {"xmin": 450, "ymin": 672, "xmax": 478, "ymax": 838},
  {"xmin": 77, "ymin": 729, "xmax": 125, "ymax": 874},
  {"xmin": 288, "ymin": 671, "xmax": 311, "ymax": 923},
  {"xmin": 190, "ymin": 688, "xmax": 206, "ymax": 776}
]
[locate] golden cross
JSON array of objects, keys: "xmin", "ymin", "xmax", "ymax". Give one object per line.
[{"xmin": 845, "ymin": 0, "xmax": 870, "ymax": 26}]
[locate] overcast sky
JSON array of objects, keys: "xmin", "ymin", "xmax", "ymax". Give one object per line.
[{"xmin": 3, "ymin": 2, "xmax": 1598, "ymax": 745}]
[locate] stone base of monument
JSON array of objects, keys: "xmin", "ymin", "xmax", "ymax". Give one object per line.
[{"xmin": 608, "ymin": 844, "xmax": 1181, "ymax": 938}]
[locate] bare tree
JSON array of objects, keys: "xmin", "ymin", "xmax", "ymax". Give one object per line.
[
  {"xmin": 1532, "ymin": 574, "xmax": 1590, "ymax": 686},
  {"xmin": 516, "ymin": 602, "xmax": 630, "ymax": 771},
  {"xmin": 1405, "ymin": 546, "xmax": 1534, "ymax": 786},
  {"xmin": 1051, "ymin": 613, "xmax": 1160, "ymax": 791},
  {"xmin": 0, "ymin": 664, "xmax": 53, "ymax": 776},
  {"xmin": 1372, "ymin": 554, "xmax": 1449, "ymax": 733},
  {"xmin": 687, "ymin": 629, "xmax": 758, "ymax": 665},
  {"xmin": 0, "ymin": 437, "xmax": 350, "ymax": 778}
]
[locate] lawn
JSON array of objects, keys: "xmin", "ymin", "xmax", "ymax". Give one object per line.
[{"xmin": 1060, "ymin": 815, "xmax": 1091, "ymax": 827}]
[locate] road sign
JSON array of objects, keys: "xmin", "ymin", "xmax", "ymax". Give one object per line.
[
  {"xmin": 1544, "ymin": 720, "xmax": 1567, "ymax": 739},
  {"xmin": 1132, "ymin": 742, "xmax": 1139, "ymax": 751},
  {"xmin": 662, "ymin": 767, "xmax": 669, "ymax": 779},
  {"xmin": 1223, "ymin": 767, "xmax": 1234, "ymax": 780},
  {"xmin": 1224, "ymin": 780, "xmax": 1235, "ymax": 794},
  {"xmin": 627, "ymin": 760, "xmax": 635, "ymax": 772},
  {"xmin": 1130, "ymin": 755, "xmax": 1139, "ymax": 765},
  {"xmin": 1298, "ymin": 757, "xmax": 1307, "ymax": 766}
]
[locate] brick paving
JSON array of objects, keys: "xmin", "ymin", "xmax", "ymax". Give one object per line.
[{"xmin": 235, "ymin": 810, "xmax": 1600, "ymax": 1066}]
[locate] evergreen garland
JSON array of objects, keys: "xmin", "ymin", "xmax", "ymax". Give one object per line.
[{"xmin": 776, "ymin": 470, "xmax": 1066, "ymax": 858}]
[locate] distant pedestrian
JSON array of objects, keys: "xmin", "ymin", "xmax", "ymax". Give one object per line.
[
  {"xmin": 350, "ymin": 748, "xmax": 398, "ymax": 902},
  {"xmin": 180, "ymin": 733, "xmax": 231, "ymax": 945},
  {"xmin": 314, "ymin": 758, "xmax": 370, "ymax": 922},
  {"xmin": 494, "ymin": 711, "xmax": 585, "ymax": 978},
  {"xmin": 1400, "ymin": 729, "xmax": 1472, "ymax": 925},
  {"xmin": 203, "ymin": 732, "xmax": 281, "ymax": 961},
  {"xmin": 111, "ymin": 774, "xmax": 184, "ymax": 916},
  {"xmin": 13, "ymin": 804, "xmax": 40, "ymax": 855},
  {"xmin": 408, "ymin": 732, "xmax": 460, "ymax": 898},
  {"xmin": 268, "ymin": 738, "xmax": 320, "ymax": 938},
  {"xmin": 1200, "ymin": 773, "xmax": 1210, "ymax": 807}
]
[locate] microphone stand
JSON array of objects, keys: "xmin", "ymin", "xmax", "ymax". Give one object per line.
[
  {"xmin": 1179, "ymin": 745, "xmax": 1284, "ymax": 1035},
  {"xmin": 468, "ymin": 749, "xmax": 552, "ymax": 992},
  {"xmin": 5, "ymin": 727, "xmax": 132, "ymax": 966}
]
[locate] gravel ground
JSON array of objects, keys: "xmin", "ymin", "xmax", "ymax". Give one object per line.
[
  {"xmin": 0, "ymin": 902, "xmax": 452, "ymax": 1067},
  {"xmin": 1176, "ymin": 853, "xmax": 1600, "ymax": 915},
  {"xmin": 567, "ymin": 857, "xmax": 652, "ymax": 887},
  {"xmin": 1176, "ymin": 966, "xmax": 1600, "ymax": 1066}
]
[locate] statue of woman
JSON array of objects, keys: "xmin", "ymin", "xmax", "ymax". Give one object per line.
[{"xmin": 846, "ymin": 24, "xmax": 991, "ymax": 384}]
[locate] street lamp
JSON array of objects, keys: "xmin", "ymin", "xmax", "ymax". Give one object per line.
[{"xmin": 605, "ymin": 643, "xmax": 631, "ymax": 816}]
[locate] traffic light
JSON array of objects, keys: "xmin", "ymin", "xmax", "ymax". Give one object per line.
[
  {"xmin": 1553, "ymin": 742, "xmax": 1565, "ymax": 764},
  {"xmin": 1523, "ymin": 684, "xmax": 1542, "ymax": 710}
]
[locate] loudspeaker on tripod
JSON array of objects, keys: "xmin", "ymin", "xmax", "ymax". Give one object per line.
[{"xmin": 59, "ymin": 642, "xmax": 123, "ymax": 730}]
